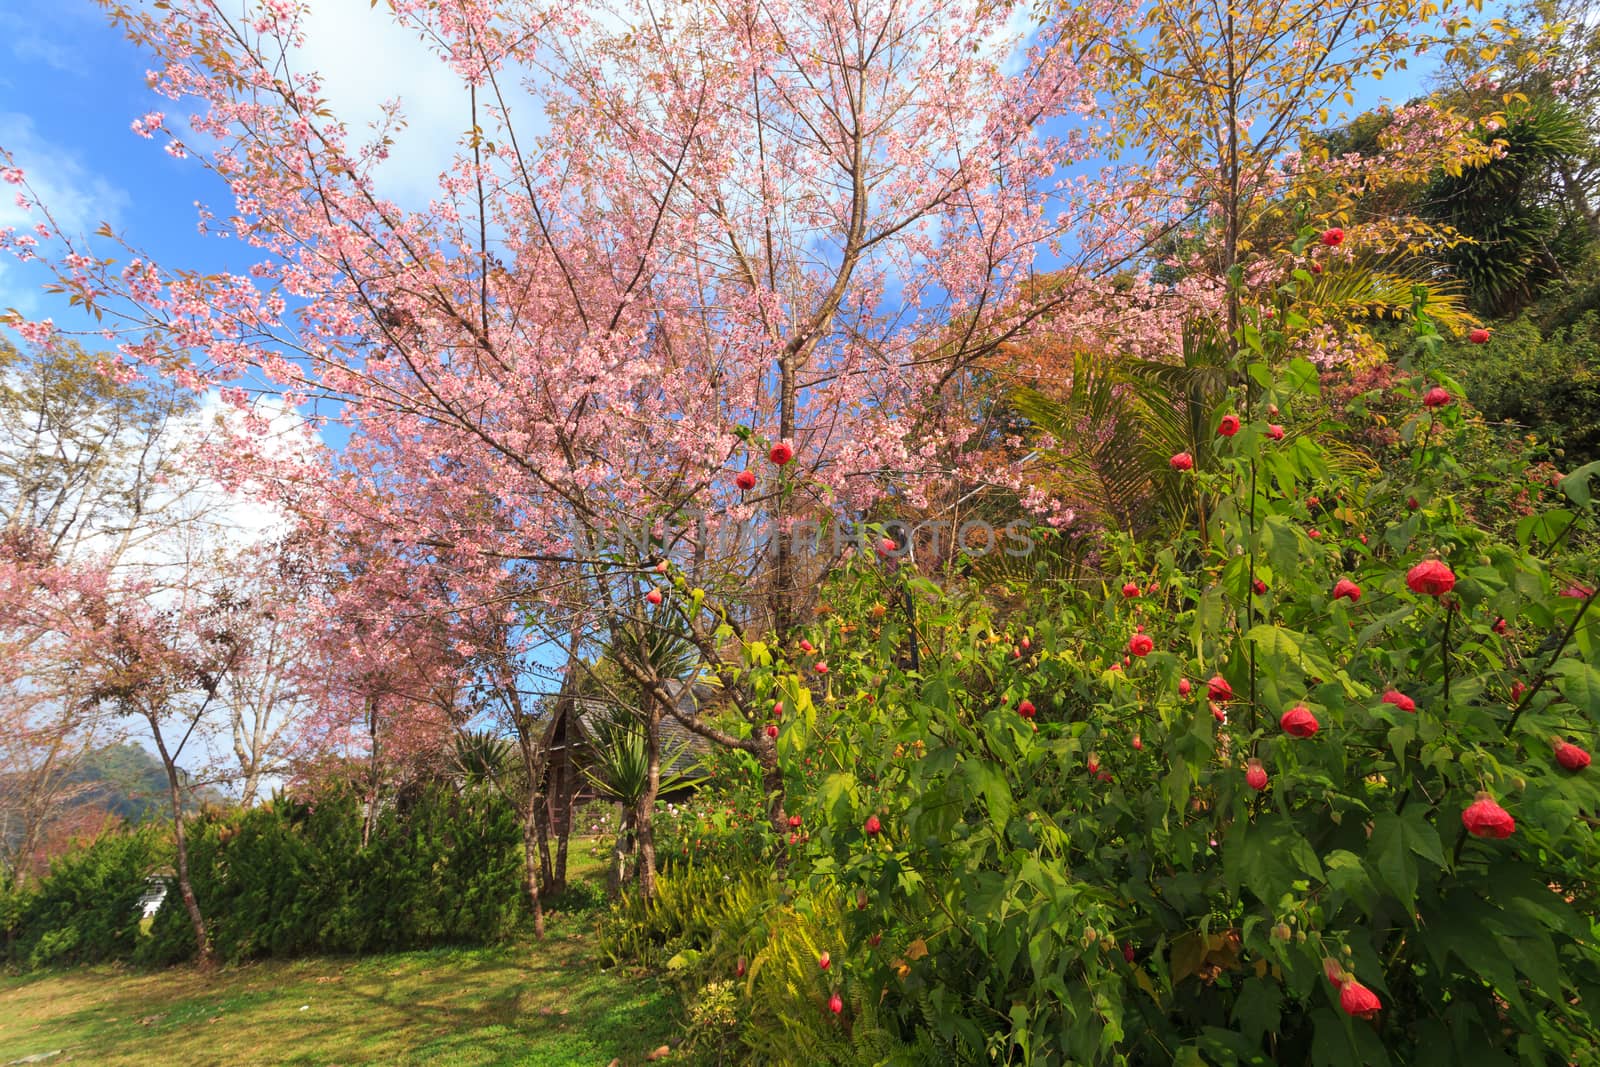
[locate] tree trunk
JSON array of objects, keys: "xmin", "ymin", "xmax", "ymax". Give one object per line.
[
  {"xmin": 148, "ymin": 716, "xmax": 212, "ymax": 969},
  {"xmin": 520, "ymin": 803, "xmax": 546, "ymax": 939},
  {"xmin": 635, "ymin": 690, "xmax": 662, "ymax": 901},
  {"xmin": 536, "ymin": 797, "xmax": 555, "ymax": 893},
  {"xmin": 361, "ymin": 694, "xmax": 381, "ymax": 849},
  {"xmin": 553, "ymin": 774, "xmax": 572, "ymax": 893},
  {"xmin": 611, "ymin": 808, "xmax": 635, "ymax": 894},
  {"xmin": 758, "ymin": 738, "xmax": 788, "ymax": 858}
]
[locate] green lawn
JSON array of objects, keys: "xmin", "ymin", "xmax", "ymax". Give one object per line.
[{"xmin": 0, "ymin": 857, "xmax": 696, "ymax": 1066}]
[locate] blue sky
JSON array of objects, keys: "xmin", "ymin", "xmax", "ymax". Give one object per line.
[{"xmin": 0, "ymin": 0, "xmax": 1454, "ymax": 343}]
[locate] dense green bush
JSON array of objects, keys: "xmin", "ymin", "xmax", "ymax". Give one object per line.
[
  {"xmin": 3, "ymin": 826, "xmax": 168, "ymax": 969},
  {"xmin": 679, "ymin": 263, "xmax": 1600, "ymax": 1063},
  {"xmin": 141, "ymin": 785, "xmax": 527, "ymax": 965}
]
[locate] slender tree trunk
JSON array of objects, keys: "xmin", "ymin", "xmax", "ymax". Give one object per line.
[
  {"xmin": 148, "ymin": 715, "xmax": 212, "ymax": 969},
  {"xmin": 635, "ymin": 690, "xmax": 662, "ymax": 901},
  {"xmin": 611, "ymin": 808, "xmax": 635, "ymax": 894},
  {"xmin": 520, "ymin": 800, "xmax": 546, "ymax": 938},
  {"xmin": 553, "ymin": 775, "xmax": 571, "ymax": 893},
  {"xmin": 758, "ymin": 738, "xmax": 787, "ymax": 855},
  {"xmin": 361, "ymin": 695, "xmax": 381, "ymax": 849},
  {"xmin": 535, "ymin": 795, "xmax": 555, "ymax": 892}
]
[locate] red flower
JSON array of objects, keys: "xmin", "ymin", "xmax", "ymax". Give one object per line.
[
  {"xmin": 1218, "ymin": 413, "xmax": 1241, "ymax": 437},
  {"xmin": 1246, "ymin": 759, "xmax": 1268, "ymax": 791},
  {"xmin": 1468, "ymin": 328, "xmax": 1490, "ymax": 345},
  {"xmin": 1169, "ymin": 452, "xmax": 1194, "ymax": 471},
  {"xmin": 1493, "ymin": 617, "xmax": 1508, "ymax": 635},
  {"xmin": 736, "ymin": 957, "xmax": 747, "ymax": 977},
  {"xmin": 1121, "ymin": 581, "xmax": 1140, "ymax": 598},
  {"xmin": 828, "ymin": 993, "xmax": 843, "ymax": 1014},
  {"xmin": 1267, "ymin": 424, "xmax": 1285, "ymax": 440},
  {"xmin": 1461, "ymin": 792, "xmax": 1515, "ymax": 838},
  {"xmin": 772, "ymin": 701, "xmax": 783, "ymax": 718},
  {"xmin": 646, "ymin": 588, "xmax": 663, "ymax": 605},
  {"xmin": 1381, "ymin": 689, "xmax": 1416, "ymax": 713},
  {"xmin": 1407, "ymin": 496, "xmax": 1419, "ymax": 511},
  {"xmin": 1332, "ymin": 578, "xmax": 1361, "ymax": 602},
  {"xmin": 1252, "ymin": 579, "xmax": 1268, "ymax": 595},
  {"xmin": 1017, "ymin": 699, "xmax": 1036, "ymax": 719},
  {"xmin": 1321, "ymin": 227, "xmax": 1345, "ymax": 247},
  {"xmin": 1208, "ymin": 676, "xmax": 1233, "ymax": 702},
  {"xmin": 1123, "ymin": 942, "xmax": 1136, "ymax": 963},
  {"xmin": 819, "ymin": 952, "xmax": 831, "ymax": 970},
  {"xmin": 1280, "ymin": 705, "xmax": 1319, "ymax": 737},
  {"xmin": 766, "ymin": 724, "xmax": 779, "ymax": 739},
  {"xmin": 1179, "ymin": 678, "xmax": 1192, "ymax": 697},
  {"xmin": 768, "ymin": 441, "xmax": 794, "ymax": 465},
  {"xmin": 1128, "ymin": 633, "xmax": 1154, "ymax": 657},
  {"xmin": 1562, "ymin": 583, "xmax": 1596, "ymax": 599},
  {"xmin": 814, "ymin": 662, "xmax": 829, "ymax": 674},
  {"xmin": 799, "ymin": 639, "xmax": 815, "ymax": 653},
  {"xmin": 1511, "ymin": 680, "xmax": 1526, "ymax": 703},
  {"xmin": 735, "ymin": 469, "xmax": 757, "ymax": 491},
  {"xmin": 1308, "ymin": 528, "xmax": 1320, "ymax": 539},
  {"xmin": 877, "ymin": 537, "xmax": 897, "ymax": 557},
  {"xmin": 1311, "ymin": 261, "xmax": 1324, "ymax": 274},
  {"xmin": 1212, "ymin": 702, "xmax": 1227, "ymax": 723},
  {"xmin": 868, "ymin": 932, "xmax": 882, "ymax": 947},
  {"xmin": 1131, "ymin": 735, "xmax": 1142, "ymax": 750},
  {"xmin": 1406, "ymin": 559, "xmax": 1456, "ymax": 596},
  {"xmin": 1555, "ymin": 739, "xmax": 1591, "ymax": 772},
  {"xmin": 1422, "ymin": 386, "xmax": 1453, "ymax": 408},
  {"xmin": 1340, "ymin": 980, "xmax": 1382, "ymax": 1019},
  {"xmin": 1087, "ymin": 752, "xmax": 1101, "ymax": 774},
  {"xmin": 789, "ymin": 814, "xmax": 803, "ymax": 828}
]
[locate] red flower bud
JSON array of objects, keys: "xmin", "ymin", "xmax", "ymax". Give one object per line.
[
  {"xmin": 1461, "ymin": 792, "xmax": 1515, "ymax": 838},
  {"xmin": 799, "ymin": 639, "xmax": 815, "ymax": 654},
  {"xmin": 768, "ymin": 442, "xmax": 794, "ymax": 465},
  {"xmin": 1381, "ymin": 689, "xmax": 1416, "ymax": 713},
  {"xmin": 1407, "ymin": 496, "xmax": 1419, "ymax": 511},
  {"xmin": 1178, "ymin": 678, "xmax": 1192, "ymax": 697},
  {"xmin": 828, "ymin": 993, "xmax": 843, "ymax": 1014},
  {"xmin": 646, "ymin": 588, "xmax": 663, "ymax": 605},
  {"xmin": 1422, "ymin": 386, "xmax": 1453, "ymax": 409},
  {"xmin": 1511, "ymin": 680, "xmax": 1526, "ymax": 703},
  {"xmin": 735, "ymin": 469, "xmax": 757, "ymax": 491},
  {"xmin": 865, "ymin": 815, "xmax": 882, "ymax": 834},
  {"xmin": 1087, "ymin": 752, "xmax": 1100, "ymax": 774},
  {"xmin": 814, "ymin": 662, "xmax": 829, "ymax": 674},
  {"xmin": 877, "ymin": 537, "xmax": 897, "ymax": 556},
  {"xmin": 1131, "ymin": 734, "xmax": 1142, "ymax": 750},
  {"xmin": 1207, "ymin": 676, "xmax": 1233, "ymax": 702},
  {"xmin": 1469, "ymin": 328, "xmax": 1490, "ymax": 345},
  {"xmin": 1321, "ymin": 227, "xmax": 1344, "ymax": 247},
  {"xmin": 868, "ymin": 932, "xmax": 882, "ymax": 947},
  {"xmin": 766, "ymin": 724, "xmax": 779, "ymax": 739},
  {"xmin": 1253, "ymin": 579, "xmax": 1268, "ymax": 595},
  {"xmin": 1311, "ymin": 261, "xmax": 1324, "ymax": 274},
  {"xmin": 1128, "ymin": 633, "xmax": 1154, "ymax": 657},
  {"xmin": 1280, "ymin": 705, "xmax": 1319, "ymax": 737},
  {"xmin": 1555, "ymin": 739, "xmax": 1591, "ymax": 772},
  {"xmin": 1406, "ymin": 559, "xmax": 1456, "ymax": 596},
  {"xmin": 1218, "ymin": 413, "xmax": 1241, "ymax": 437},
  {"xmin": 1246, "ymin": 759, "xmax": 1268, "ymax": 791},
  {"xmin": 1339, "ymin": 979, "xmax": 1382, "ymax": 1019},
  {"xmin": 1123, "ymin": 942, "xmax": 1136, "ymax": 963},
  {"xmin": 1332, "ymin": 578, "xmax": 1361, "ymax": 602},
  {"xmin": 818, "ymin": 952, "xmax": 831, "ymax": 970},
  {"xmin": 1169, "ymin": 451, "xmax": 1194, "ymax": 471},
  {"xmin": 1493, "ymin": 617, "xmax": 1507, "ymax": 635},
  {"xmin": 772, "ymin": 701, "xmax": 783, "ymax": 718},
  {"xmin": 1017, "ymin": 699, "xmax": 1036, "ymax": 719},
  {"xmin": 1267, "ymin": 424, "xmax": 1285, "ymax": 440},
  {"xmin": 789, "ymin": 814, "xmax": 803, "ymax": 828},
  {"xmin": 1211, "ymin": 702, "xmax": 1227, "ymax": 723},
  {"xmin": 1121, "ymin": 581, "xmax": 1140, "ymax": 598}
]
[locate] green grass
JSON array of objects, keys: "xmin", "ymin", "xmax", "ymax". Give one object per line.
[{"xmin": 0, "ymin": 852, "xmax": 698, "ymax": 1066}]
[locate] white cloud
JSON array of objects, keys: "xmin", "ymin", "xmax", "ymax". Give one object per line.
[
  {"xmin": 293, "ymin": 2, "xmax": 547, "ymax": 208},
  {"xmin": 0, "ymin": 112, "xmax": 129, "ymax": 237}
]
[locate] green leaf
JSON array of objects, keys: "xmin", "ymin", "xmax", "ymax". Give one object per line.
[
  {"xmin": 1231, "ymin": 978, "xmax": 1282, "ymax": 1045},
  {"xmin": 1553, "ymin": 659, "xmax": 1600, "ymax": 717},
  {"xmin": 963, "ymin": 758, "xmax": 1013, "ymax": 832}
]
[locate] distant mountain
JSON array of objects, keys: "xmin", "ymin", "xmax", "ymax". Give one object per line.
[{"xmin": 63, "ymin": 743, "xmax": 231, "ymax": 823}]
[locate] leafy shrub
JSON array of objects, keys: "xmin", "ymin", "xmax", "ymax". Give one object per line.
[
  {"xmin": 3, "ymin": 825, "xmax": 168, "ymax": 969},
  {"xmin": 140, "ymin": 784, "xmax": 527, "ymax": 965},
  {"xmin": 754, "ymin": 269, "xmax": 1600, "ymax": 1063}
]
